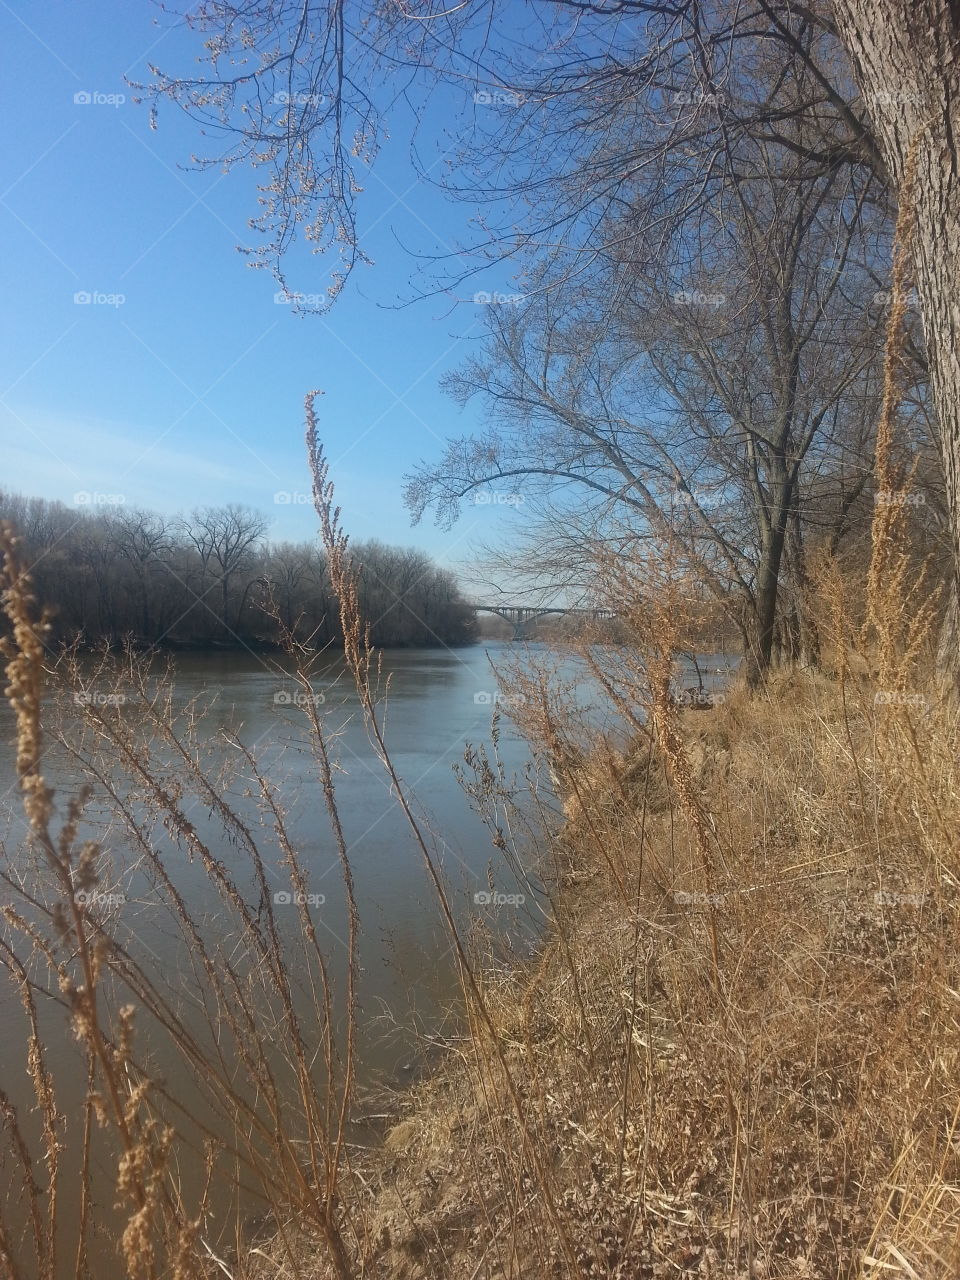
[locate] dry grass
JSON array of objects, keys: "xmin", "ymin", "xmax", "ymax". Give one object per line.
[
  {"xmin": 326, "ymin": 642, "xmax": 960, "ymax": 1278},
  {"xmin": 1, "ymin": 392, "xmax": 958, "ymax": 1278},
  {"xmin": 0, "ymin": 486, "xmax": 365, "ymax": 1279},
  {"xmin": 243, "ymin": 513, "xmax": 960, "ymax": 1277}
]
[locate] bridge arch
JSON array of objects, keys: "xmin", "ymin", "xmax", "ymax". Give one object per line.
[{"xmin": 469, "ymin": 603, "xmax": 615, "ymax": 641}]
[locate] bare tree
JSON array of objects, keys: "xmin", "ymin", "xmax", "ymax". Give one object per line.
[
  {"xmin": 828, "ymin": 0, "xmax": 960, "ymax": 676},
  {"xmin": 181, "ymin": 504, "xmax": 269, "ymax": 634},
  {"xmin": 140, "ymin": 2, "xmax": 876, "ymax": 299},
  {"xmin": 107, "ymin": 508, "xmax": 173, "ymax": 637},
  {"xmin": 406, "ymin": 145, "xmax": 889, "ymax": 679},
  {"xmin": 263, "ymin": 540, "xmax": 316, "ymax": 636},
  {"xmin": 144, "ymin": 1, "xmax": 960, "ymax": 676}
]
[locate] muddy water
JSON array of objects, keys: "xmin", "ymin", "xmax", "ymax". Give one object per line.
[{"xmin": 0, "ymin": 643, "xmax": 730, "ymax": 1271}]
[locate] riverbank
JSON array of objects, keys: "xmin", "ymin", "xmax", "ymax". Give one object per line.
[
  {"xmin": 252, "ymin": 665, "xmax": 959, "ymax": 1278},
  {"xmin": 42, "ymin": 633, "xmax": 481, "ymax": 654}
]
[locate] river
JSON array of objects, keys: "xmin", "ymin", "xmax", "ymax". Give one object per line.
[
  {"xmin": 0, "ymin": 642, "xmax": 602, "ymax": 1271},
  {"xmin": 0, "ymin": 641, "xmax": 731, "ymax": 1271}
]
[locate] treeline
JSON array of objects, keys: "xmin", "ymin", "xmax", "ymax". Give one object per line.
[
  {"xmin": 397, "ymin": 18, "xmax": 956, "ymax": 683},
  {"xmin": 0, "ymin": 493, "xmax": 477, "ymax": 650},
  {"xmin": 140, "ymin": 0, "xmax": 960, "ymax": 686}
]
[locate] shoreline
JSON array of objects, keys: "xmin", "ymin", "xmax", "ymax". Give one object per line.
[{"xmin": 248, "ymin": 666, "xmax": 958, "ymax": 1278}]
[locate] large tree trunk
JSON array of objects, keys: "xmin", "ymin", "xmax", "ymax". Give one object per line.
[
  {"xmin": 938, "ymin": 578, "xmax": 960, "ymax": 678},
  {"xmin": 786, "ymin": 507, "xmax": 821, "ymax": 669},
  {"xmin": 832, "ymin": 0, "xmax": 960, "ymax": 686},
  {"xmin": 749, "ymin": 524, "xmax": 787, "ymax": 684},
  {"xmin": 744, "ymin": 458, "xmax": 793, "ymax": 685}
]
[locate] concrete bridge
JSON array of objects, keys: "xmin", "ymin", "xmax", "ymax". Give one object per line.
[{"xmin": 470, "ymin": 603, "xmax": 616, "ymax": 641}]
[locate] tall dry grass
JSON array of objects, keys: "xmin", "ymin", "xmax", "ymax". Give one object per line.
[
  {"xmin": 340, "ymin": 528, "xmax": 959, "ymax": 1277},
  {"xmin": 1, "ymin": 376, "xmax": 958, "ymax": 1279},
  {"xmin": 0, "ymin": 479, "xmax": 370, "ymax": 1279},
  {"xmin": 346, "ymin": 170, "xmax": 960, "ymax": 1277}
]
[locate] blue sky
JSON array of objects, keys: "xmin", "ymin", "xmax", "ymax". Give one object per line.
[{"xmin": 0, "ymin": 0, "xmax": 527, "ymax": 571}]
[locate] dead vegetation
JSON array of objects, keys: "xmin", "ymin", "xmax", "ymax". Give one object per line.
[
  {"xmin": 289, "ymin": 537, "xmax": 959, "ymax": 1278},
  {"xmin": 1, "ymin": 394, "xmax": 958, "ymax": 1278}
]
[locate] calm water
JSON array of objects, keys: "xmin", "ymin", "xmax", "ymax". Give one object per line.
[
  {"xmin": 0, "ymin": 642, "xmax": 730, "ymax": 1268},
  {"xmin": 0, "ymin": 642, "xmax": 599, "ymax": 1268},
  {"xmin": 0, "ymin": 641, "xmax": 567, "ymax": 1060}
]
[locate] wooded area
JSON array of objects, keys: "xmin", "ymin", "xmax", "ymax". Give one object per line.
[
  {"xmin": 142, "ymin": 0, "xmax": 960, "ymax": 685},
  {"xmin": 0, "ymin": 492, "xmax": 476, "ymax": 649}
]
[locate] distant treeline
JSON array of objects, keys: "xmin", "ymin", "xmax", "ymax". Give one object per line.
[{"xmin": 0, "ymin": 493, "xmax": 477, "ymax": 650}]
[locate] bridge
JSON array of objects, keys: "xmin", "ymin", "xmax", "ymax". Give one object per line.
[{"xmin": 469, "ymin": 603, "xmax": 616, "ymax": 641}]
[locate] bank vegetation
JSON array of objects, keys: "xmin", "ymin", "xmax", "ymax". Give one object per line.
[
  {"xmin": 0, "ymin": 491, "xmax": 476, "ymax": 650},
  {"xmin": 0, "ymin": 396, "xmax": 957, "ymax": 1277}
]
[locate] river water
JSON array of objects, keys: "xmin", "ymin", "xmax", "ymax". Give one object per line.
[
  {"xmin": 0, "ymin": 642, "xmax": 730, "ymax": 1270},
  {"xmin": 0, "ymin": 642, "xmax": 564, "ymax": 1062},
  {"xmin": 0, "ymin": 642, "xmax": 604, "ymax": 1270}
]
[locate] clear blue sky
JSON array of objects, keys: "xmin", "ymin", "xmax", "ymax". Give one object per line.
[{"xmin": 0, "ymin": 0, "xmax": 526, "ymax": 571}]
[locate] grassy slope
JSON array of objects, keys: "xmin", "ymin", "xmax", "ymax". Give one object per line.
[{"xmin": 262, "ymin": 668, "xmax": 960, "ymax": 1278}]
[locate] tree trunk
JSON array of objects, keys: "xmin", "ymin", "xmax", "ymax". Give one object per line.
[
  {"xmin": 744, "ymin": 461, "xmax": 792, "ymax": 686},
  {"xmin": 937, "ymin": 577, "xmax": 960, "ymax": 684},
  {"xmin": 787, "ymin": 507, "xmax": 821, "ymax": 669},
  {"xmin": 832, "ymin": 0, "xmax": 960, "ymax": 687},
  {"xmin": 139, "ymin": 572, "xmax": 151, "ymax": 637}
]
